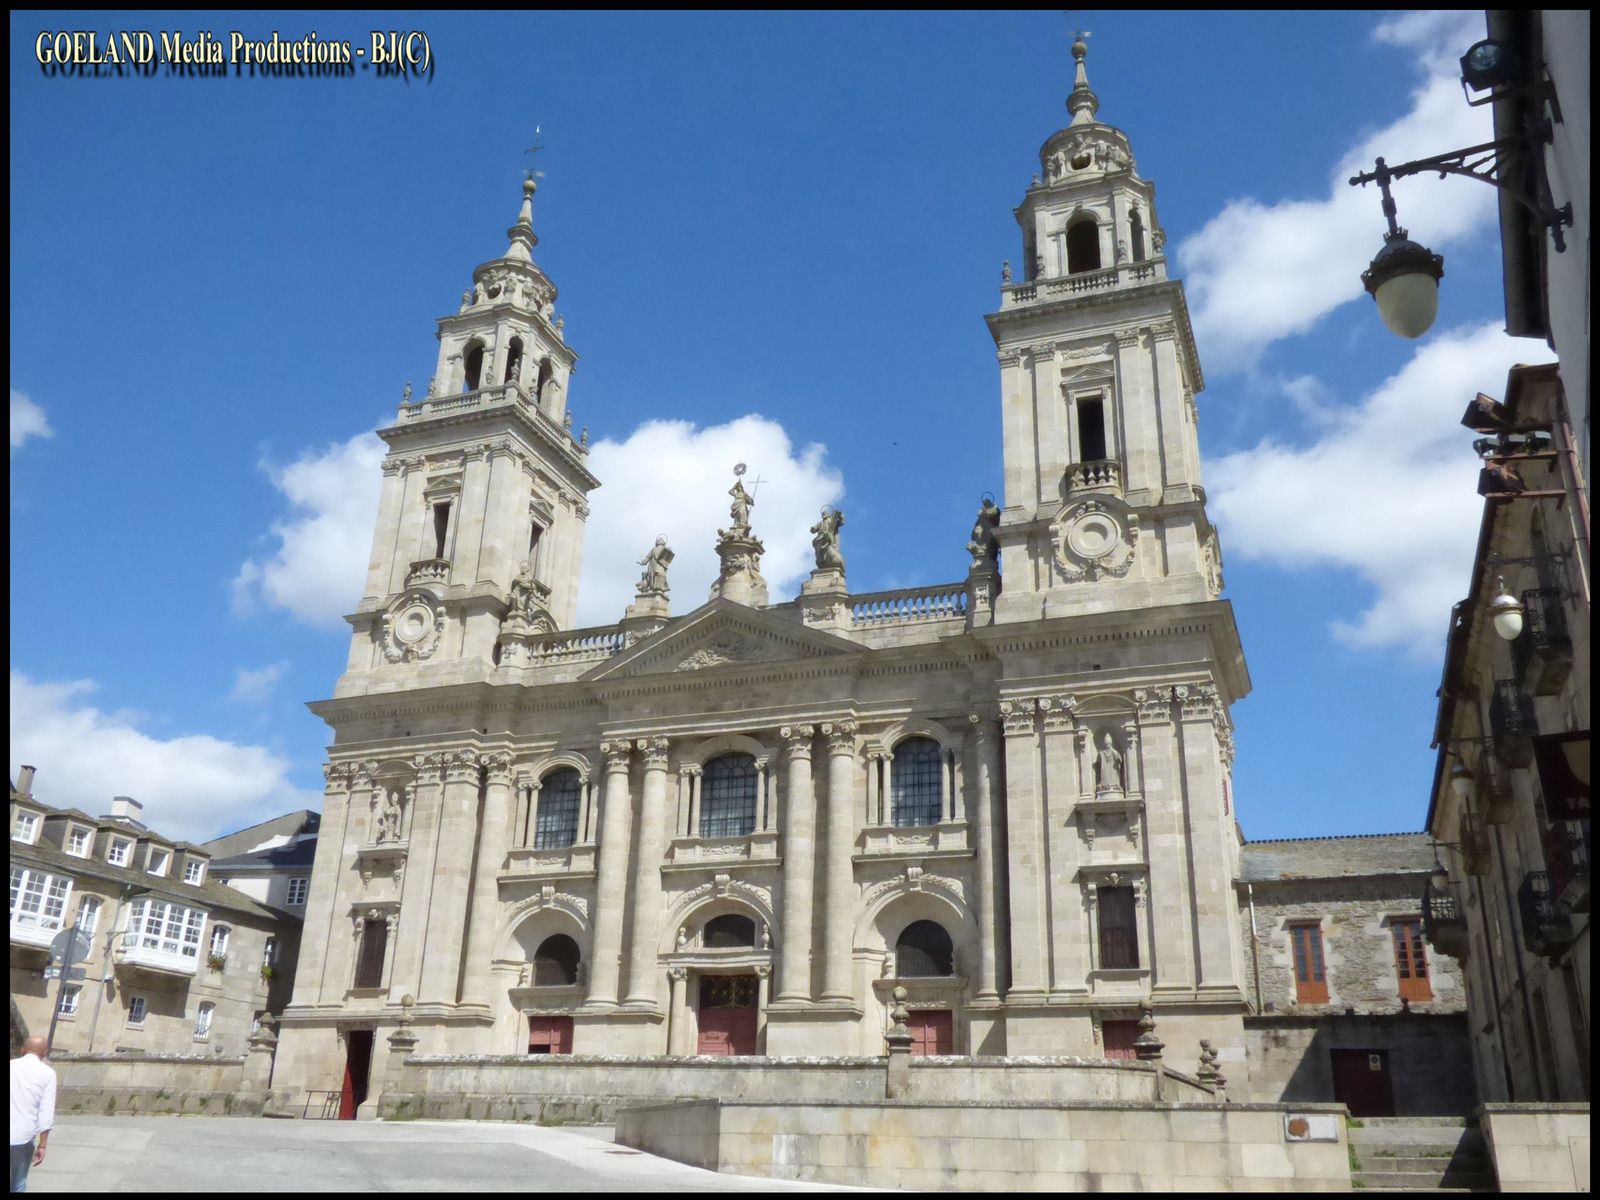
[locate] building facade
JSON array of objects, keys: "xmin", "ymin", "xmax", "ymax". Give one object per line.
[
  {"xmin": 1239, "ymin": 834, "xmax": 1476, "ymax": 1117},
  {"xmin": 204, "ymin": 809, "xmax": 321, "ymax": 916},
  {"xmin": 272, "ymin": 42, "xmax": 1254, "ymax": 1109},
  {"xmin": 1425, "ymin": 362, "xmax": 1589, "ymax": 1106},
  {"xmin": 9, "ymin": 769, "xmax": 299, "ymax": 1059}
]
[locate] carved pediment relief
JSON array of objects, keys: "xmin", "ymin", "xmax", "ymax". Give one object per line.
[{"xmin": 584, "ymin": 599, "xmax": 859, "ymax": 681}]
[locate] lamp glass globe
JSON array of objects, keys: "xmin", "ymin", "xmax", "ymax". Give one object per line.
[
  {"xmin": 1492, "ymin": 607, "xmax": 1524, "ymax": 641},
  {"xmin": 1375, "ymin": 271, "xmax": 1440, "ymax": 338}
]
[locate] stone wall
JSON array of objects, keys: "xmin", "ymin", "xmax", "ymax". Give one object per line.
[
  {"xmin": 1244, "ymin": 1013, "xmax": 1477, "ymax": 1115},
  {"xmin": 1480, "ymin": 1103, "xmax": 1591, "ymax": 1193},
  {"xmin": 372, "ymin": 1053, "xmax": 1214, "ymax": 1124},
  {"xmin": 52, "ymin": 1053, "xmax": 264, "ymax": 1117},
  {"xmin": 616, "ymin": 1098, "xmax": 1352, "ymax": 1191}
]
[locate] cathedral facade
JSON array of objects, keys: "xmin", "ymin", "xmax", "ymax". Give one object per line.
[{"xmin": 272, "ymin": 41, "xmax": 1252, "ymax": 1105}]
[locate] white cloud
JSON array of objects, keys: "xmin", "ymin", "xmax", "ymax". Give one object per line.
[
  {"xmin": 577, "ymin": 415, "xmax": 844, "ymax": 625},
  {"xmin": 10, "ymin": 389, "xmax": 52, "ymax": 451},
  {"xmin": 1209, "ymin": 322, "xmax": 1556, "ymax": 654},
  {"xmin": 9, "ymin": 671, "xmax": 318, "ymax": 843},
  {"xmin": 228, "ymin": 662, "xmax": 287, "ymax": 705},
  {"xmin": 234, "ymin": 432, "xmax": 385, "ymax": 628},
  {"xmin": 1180, "ymin": 11, "xmax": 1496, "ymax": 372}
]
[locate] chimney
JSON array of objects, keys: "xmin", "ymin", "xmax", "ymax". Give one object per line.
[
  {"xmin": 108, "ymin": 796, "xmax": 145, "ymax": 825},
  {"xmin": 16, "ymin": 765, "xmax": 36, "ymax": 796}
]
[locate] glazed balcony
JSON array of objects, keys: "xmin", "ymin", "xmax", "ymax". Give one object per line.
[
  {"xmin": 1546, "ymin": 819, "xmax": 1591, "ymax": 914},
  {"xmin": 1490, "ymin": 680, "xmax": 1537, "ymax": 769},
  {"xmin": 116, "ymin": 942, "xmax": 200, "ymax": 978},
  {"xmin": 1512, "ymin": 588, "xmax": 1573, "ymax": 696},
  {"xmin": 1421, "ymin": 877, "xmax": 1469, "ymax": 960}
]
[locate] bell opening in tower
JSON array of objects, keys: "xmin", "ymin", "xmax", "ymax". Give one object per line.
[{"xmin": 1078, "ymin": 397, "xmax": 1108, "ymax": 462}]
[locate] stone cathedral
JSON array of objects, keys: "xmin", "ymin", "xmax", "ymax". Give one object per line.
[{"xmin": 272, "ymin": 41, "xmax": 1252, "ymax": 1105}]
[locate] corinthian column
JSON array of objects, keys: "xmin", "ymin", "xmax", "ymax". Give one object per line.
[
  {"xmin": 461, "ymin": 752, "xmax": 516, "ymax": 1008},
  {"xmin": 585, "ymin": 740, "xmax": 633, "ymax": 1007},
  {"xmin": 419, "ymin": 750, "xmax": 484, "ymax": 1006},
  {"xmin": 776, "ymin": 725, "xmax": 816, "ymax": 1002},
  {"xmin": 819, "ymin": 719, "xmax": 859, "ymax": 1004},
  {"xmin": 624, "ymin": 737, "xmax": 672, "ymax": 1008}
]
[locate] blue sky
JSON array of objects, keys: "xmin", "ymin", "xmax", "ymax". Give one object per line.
[{"xmin": 9, "ymin": 11, "xmax": 1546, "ymax": 843}]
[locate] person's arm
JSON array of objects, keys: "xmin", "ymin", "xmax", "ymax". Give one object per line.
[{"xmin": 33, "ymin": 1070, "xmax": 56, "ymax": 1165}]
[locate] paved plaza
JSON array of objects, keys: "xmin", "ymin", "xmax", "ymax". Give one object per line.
[{"xmin": 24, "ymin": 1116, "xmax": 861, "ymax": 1193}]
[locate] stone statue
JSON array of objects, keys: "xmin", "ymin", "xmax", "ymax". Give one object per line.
[
  {"xmin": 401, "ymin": 381, "xmax": 413, "ymax": 404},
  {"xmin": 509, "ymin": 559, "xmax": 538, "ymax": 615},
  {"xmin": 636, "ymin": 537, "xmax": 674, "ymax": 596},
  {"xmin": 728, "ymin": 478, "xmax": 754, "ymax": 532},
  {"xmin": 810, "ymin": 506, "xmax": 845, "ymax": 572},
  {"xmin": 377, "ymin": 786, "xmax": 404, "ymax": 843},
  {"xmin": 1094, "ymin": 732, "xmax": 1125, "ymax": 794},
  {"xmin": 967, "ymin": 497, "xmax": 1002, "ymax": 568},
  {"xmin": 1001, "ymin": 259, "xmax": 1012, "ymax": 284}
]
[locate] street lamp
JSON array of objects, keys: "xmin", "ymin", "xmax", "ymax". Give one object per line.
[
  {"xmin": 1348, "ymin": 34, "xmax": 1572, "ymax": 339},
  {"xmin": 1449, "ymin": 762, "xmax": 1475, "ymax": 803},
  {"xmin": 1486, "ymin": 576, "xmax": 1525, "ymax": 641}
]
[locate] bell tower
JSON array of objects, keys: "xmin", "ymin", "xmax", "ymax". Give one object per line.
[
  {"xmin": 985, "ymin": 37, "xmax": 1222, "ymax": 623},
  {"xmin": 342, "ymin": 173, "xmax": 600, "ymax": 685}
]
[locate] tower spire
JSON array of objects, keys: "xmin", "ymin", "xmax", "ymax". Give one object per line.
[
  {"xmin": 504, "ymin": 172, "xmax": 539, "ymax": 263},
  {"xmin": 1067, "ymin": 31, "xmax": 1099, "ymax": 126}
]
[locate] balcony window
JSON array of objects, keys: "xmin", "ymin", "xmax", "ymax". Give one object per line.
[
  {"xmin": 1390, "ymin": 918, "xmax": 1432, "ymax": 1003},
  {"xmin": 210, "ymin": 925, "xmax": 230, "ymax": 957},
  {"xmin": 1290, "ymin": 922, "xmax": 1329, "ymax": 1003},
  {"xmin": 1096, "ymin": 886, "xmax": 1140, "ymax": 970},
  {"xmin": 10, "ymin": 867, "xmax": 72, "ymax": 933}
]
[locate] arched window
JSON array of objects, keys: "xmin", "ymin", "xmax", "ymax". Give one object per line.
[
  {"xmin": 534, "ymin": 768, "xmax": 582, "ymax": 850},
  {"xmin": 532, "ymin": 933, "xmax": 580, "ymax": 986},
  {"xmin": 1066, "ymin": 219, "xmax": 1101, "ymax": 274},
  {"xmin": 1129, "ymin": 207, "xmax": 1146, "ymax": 261},
  {"xmin": 700, "ymin": 754, "xmax": 758, "ymax": 839},
  {"xmin": 463, "ymin": 341, "xmax": 485, "ymax": 392},
  {"xmin": 895, "ymin": 920, "xmax": 954, "ymax": 977},
  {"xmin": 504, "ymin": 336, "xmax": 524, "ymax": 386},
  {"xmin": 703, "ymin": 914, "xmax": 756, "ymax": 948},
  {"xmin": 891, "ymin": 738, "xmax": 943, "ymax": 828},
  {"xmin": 535, "ymin": 357, "xmax": 554, "ymax": 406}
]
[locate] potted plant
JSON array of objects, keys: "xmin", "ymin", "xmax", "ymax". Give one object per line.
[
  {"xmin": 206, "ymin": 952, "xmax": 227, "ymax": 971},
  {"xmin": 260, "ymin": 963, "xmax": 275, "ymax": 981}
]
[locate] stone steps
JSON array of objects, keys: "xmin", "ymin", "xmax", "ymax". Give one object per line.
[{"xmin": 1348, "ymin": 1117, "xmax": 1496, "ymax": 1193}]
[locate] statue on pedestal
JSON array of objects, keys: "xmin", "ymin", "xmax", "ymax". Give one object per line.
[
  {"xmin": 1094, "ymin": 732, "xmax": 1125, "ymax": 794},
  {"xmin": 810, "ymin": 506, "xmax": 845, "ymax": 572},
  {"xmin": 636, "ymin": 537, "xmax": 673, "ymax": 597},
  {"xmin": 967, "ymin": 496, "xmax": 1002, "ymax": 568}
]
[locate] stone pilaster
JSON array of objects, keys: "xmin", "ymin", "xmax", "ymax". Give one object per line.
[
  {"xmin": 295, "ymin": 763, "xmax": 354, "ymax": 1006},
  {"xmin": 1136, "ymin": 687, "xmax": 1195, "ymax": 990},
  {"xmin": 1176, "ymin": 683, "xmax": 1242, "ymax": 991},
  {"xmin": 585, "ymin": 740, "xmax": 633, "ymax": 1007},
  {"xmin": 969, "ymin": 714, "xmax": 1003, "ymax": 999},
  {"xmin": 390, "ymin": 754, "xmax": 444, "ymax": 1002},
  {"xmin": 624, "ymin": 737, "xmax": 672, "ymax": 1008},
  {"xmin": 819, "ymin": 719, "xmax": 859, "ymax": 1004},
  {"xmin": 1041, "ymin": 696, "xmax": 1089, "ymax": 992},
  {"xmin": 776, "ymin": 725, "xmax": 816, "ymax": 1002},
  {"xmin": 461, "ymin": 752, "xmax": 515, "ymax": 1008},
  {"xmin": 666, "ymin": 967, "xmax": 690, "ymax": 1053},
  {"xmin": 1000, "ymin": 699, "xmax": 1048, "ymax": 997},
  {"xmin": 418, "ymin": 750, "xmax": 483, "ymax": 1006}
]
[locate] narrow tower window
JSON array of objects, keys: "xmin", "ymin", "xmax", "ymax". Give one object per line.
[
  {"xmin": 1129, "ymin": 207, "xmax": 1146, "ymax": 261},
  {"xmin": 432, "ymin": 502, "xmax": 452, "ymax": 560},
  {"xmin": 1078, "ymin": 397, "xmax": 1108, "ymax": 462},
  {"xmin": 535, "ymin": 358, "xmax": 554, "ymax": 406},
  {"xmin": 1066, "ymin": 219, "xmax": 1101, "ymax": 274},
  {"xmin": 504, "ymin": 336, "xmax": 524, "ymax": 387},
  {"xmin": 463, "ymin": 342, "xmax": 485, "ymax": 392}
]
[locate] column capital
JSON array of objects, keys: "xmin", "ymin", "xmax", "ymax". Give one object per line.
[
  {"xmin": 668, "ymin": 966, "xmax": 688, "ymax": 982},
  {"xmin": 1133, "ymin": 687, "xmax": 1173, "ymax": 726},
  {"xmin": 754, "ymin": 962, "xmax": 772, "ymax": 979},
  {"xmin": 999, "ymin": 699, "xmax": 1038, "ymax": 736},
  {"xmin": 443, "ymin": 749, "xmax": 482, "ymax": 784},
  {"xmin": 677, "ymin": 763, "xmax": 701, "ymax": 779},
  {"xmin": 412, "ymin": 751, "xmax": 447, "ymax": 778},
  {"xmin": 324, "ymin": 761, "xmax": 358, "ymax": 791},
  {"xmin": 1039, "ymin": 693, "xmax": 1076, "ymax": 732},
  {"xmin": 600, "ymin": 740, "xmax": 633, "ymax": 770},
  {"xmin": 483, "ymin": 751, "xmax": 515, "ymax": 785},
  {"xmin": 780, "ymin": 724, "xmax": 815, "ymax": 758},
  {"xmin": 639, "ymin": 736, "xmax": 671, "ymax": 770},
  {"xmin": 1175, "ymin": 682, "xmax": 1220, "ymax": 722},
  {"xmin": 821, "ymin": 719, "xmax": 858, "ymax": 754}
]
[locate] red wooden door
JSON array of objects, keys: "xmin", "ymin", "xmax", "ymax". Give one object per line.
[
  {"xmin": 907, "ymin": 1009, "xmax": 953, "ymax": 1056},
  {"xmin": 697, "ymin": 975, "xmax": 759, "ymax": 1055},
  {"xmin": 1331, "ymin": 1049, "xmax": 1396, "ymax": 1117},
  {"xmin": 1102, "ymin": 1019, "xmax": 1140, "ymax": 1061},
  {"xmin": 528, "ymin": 1015, "xmax": 574, "ymax": 1055},
  {"xmin": 339, "ymin": 1030, "xmax": 374, "ymax": 1120}
]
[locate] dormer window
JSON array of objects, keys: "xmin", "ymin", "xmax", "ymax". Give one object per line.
[
  {"xmin": 12, "ymin": 811, "xmax": 39, "ymax": 844},
  {"xmin": 147, "ymin": 848, "xmax": 170, "ymax": 877},
  {"xmin": 108, "ymin": 838, "xmax": 131, "ymax": 866},
  {"xmin": 67, "ymin": 827, "xmax": 91, "ymax": 857},
  {"xmin": 183, "ymin": 859, "xmax": 205, "ymax": 885}
]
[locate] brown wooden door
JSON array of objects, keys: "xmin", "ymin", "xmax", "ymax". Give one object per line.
[
  {"xmin": 907, "ymin": 1009, "xmax": 953, "ymax": 1056},
  {"xmin": 1102, "ymin": 1019, "xmax": 1140, "ymax": 1060},
  {"xmin": 339, "ymin": 1029, "xmax": 374, "ymax": 1120},
  {"xmin": 528, "ymin": 1015, "xmax": 573, "ymax": 1055},
  {"xmin": 697, "ymin": 975, "xmax": 759, "ymax": 1056},
  {"xmin": 1331, "ymin": 1049, "xmax": 1396, "ymax": 1117}
]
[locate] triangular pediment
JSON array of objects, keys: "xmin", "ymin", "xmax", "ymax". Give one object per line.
[{"xmin": 583, "ymin": 598, "xmax": 861, "ymax": 681}]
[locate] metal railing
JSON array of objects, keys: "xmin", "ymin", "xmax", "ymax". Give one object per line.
[
  {"xmin": 1546, "ymin": 818, "xmax": 1591, "ymax": 910},
  {"xmin": 1512, "ymin": 587, "xmax": 1573, "ymax": 695},
  {"xmin": 1490, "ymin": 680, "xmax": 1537, "ymax": 768},
  {"xmin": 1421, "ymin": 877, "xmax": 1469, "ymax": 959}
]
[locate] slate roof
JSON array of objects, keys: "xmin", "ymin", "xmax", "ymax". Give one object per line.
[
  {"xmin": 202, "ymin": 810, "xmax": 320, "ymax": 860},
  {"xmin": 209, "ymin": 838, "xmax": 319, "ymax": 872},
  {"xmin": 1238, "ymin": 832, "xmax": 1436, "ymax": 883}
]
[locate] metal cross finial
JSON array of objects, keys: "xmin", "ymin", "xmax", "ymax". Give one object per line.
[{"xmin": 523, "ymin": 125, "xmax": 547, "ymax": 180}]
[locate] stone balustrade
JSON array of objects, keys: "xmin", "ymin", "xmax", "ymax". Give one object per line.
[
  {"xmin": 524, "ymin": 626, "xmax": 627, "ymax": 662},
  {"xmin": 406, "ymin": 558, "xmax": 451, "ymax": 588},
  {"xmin": 1063, "ymin": 458, "xmax": 1123, "ymax": 495},
  {"xmin": 850, "ymin": 584, "xmax": 968, "ymax": 628},
  {"xmin": 1001, "ymin": 259, "xmax": 1166, "ymax": 308}
]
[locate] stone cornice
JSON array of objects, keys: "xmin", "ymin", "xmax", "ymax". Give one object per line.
[{"xmin": 377, "ymin": 401, "xmax": 599, "ymax": 492}]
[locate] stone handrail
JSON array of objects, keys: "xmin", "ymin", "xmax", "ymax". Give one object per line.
[
  {"xmin": 525, "ymin": 625, "xmax": 627, "ymax": 662},
  {"xmin": 850, "ymin": 583, "xmax": 968, "ymax": 627},
  {"xmin": 406, "ymin": 558, "xmax": 450, "ymax": 588},
  {"xmin": 1063, "ymin": 458, "xmax": 1123, "ymax": 494},
  {"xmin": 1002, "ymin": 259, "xmax": 1165, "ymax": 307}
]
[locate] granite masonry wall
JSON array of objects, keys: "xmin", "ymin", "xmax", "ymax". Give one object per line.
[{"xmin": 1480, "ymin": 1103, "xmax": 1592, "ymax": 1193}]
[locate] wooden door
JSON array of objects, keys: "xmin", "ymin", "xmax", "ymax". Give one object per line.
[
  {"xmin": 907, "ymin": 1009, "xmax": 954, "ymax": 1056},
  {"xmin": 528, "ymin": 1015, "xmax": 573, "ymax": 1055},
  {"xmin": 1102, "ymin": 1019, "xmax": 1140, "ymax": 1061},
  {"xmin": 339, "ymin": 1029, "xmax": 374, "ymax": 1120},
  {"xmin": 1331, "ymin": 1049, "xmax": 1396, "ymax": 1117},
  {"xmin": 696, "ymin": 975, "xmax": 759, "ymax": 1056}
]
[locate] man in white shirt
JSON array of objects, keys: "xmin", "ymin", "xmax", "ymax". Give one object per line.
[{"xmin": 9, "ymin": 1035, "xmax": 56, "ymax": 1193}]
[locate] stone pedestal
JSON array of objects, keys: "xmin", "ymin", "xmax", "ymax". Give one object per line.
[
  {"xmin": 799, "ymin": 569, "xmax": 849, "ymax": 631},
  {"xmin": 622, "ymin": 591, "xmax": 670, "ymax": 625},
  {"xmin": 709, "ymin": 530, "xmax": 769, "ymax": 606},
  {"xmin": 243, "ymin": 1022, "xmax": 278, "ymax": 1096},
  {"xmin": 965, "ymin": 562, "xmax": 999, "ymax": 628}
]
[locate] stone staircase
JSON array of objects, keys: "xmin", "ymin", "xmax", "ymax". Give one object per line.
[{"xmin": 1348, "ymin": 1117, "xmax": 1497, "ymax": 1192}]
